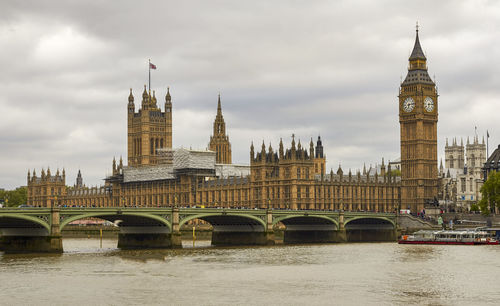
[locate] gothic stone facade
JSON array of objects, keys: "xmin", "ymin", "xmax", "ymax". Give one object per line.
[
  {"xmin": 28, "ymin": 30, "xmax": 442, "ymax": 213},
  {"xmin": 439, "ymin": 136, "xmax": 487, "ymax": 210}
]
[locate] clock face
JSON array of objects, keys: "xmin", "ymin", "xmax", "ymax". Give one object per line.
[
  {"xmin": 403, "ymin": 97, "xmax": 415, "ymax": 112},
  {"xmin": 424, "ymin": 97, "xmax": 434, "ymax": 112}
]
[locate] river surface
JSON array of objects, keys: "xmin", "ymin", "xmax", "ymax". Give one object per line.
[{"xmin": 1, "ymin": 239, "xmax": 499, "ymax": 305}]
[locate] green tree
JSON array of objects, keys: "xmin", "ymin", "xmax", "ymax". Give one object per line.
[
  {"xmin": 469, "ymin": 203, "xmax": 480, "ymax": 212},
  {"xmin": 0, "ymin": 187, "xmax": 27, "ymax": 207},
  {"xmin": 479, "ymin": 171, "xmax": 500, "ymax": 215}
]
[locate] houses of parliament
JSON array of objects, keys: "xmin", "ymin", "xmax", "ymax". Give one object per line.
[{"xmin": 27, "ymin": 29, "xmax": 439, "ymax": 213}]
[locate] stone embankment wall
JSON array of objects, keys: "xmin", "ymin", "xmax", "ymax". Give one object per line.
[{"xmin": 397, "ymin": 215, "xmax": 438, "ymax": 234}]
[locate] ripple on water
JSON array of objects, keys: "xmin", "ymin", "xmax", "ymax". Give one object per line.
[{"xmin": 1, "ymin": 239, "xmax": 500, "ymax": 305}]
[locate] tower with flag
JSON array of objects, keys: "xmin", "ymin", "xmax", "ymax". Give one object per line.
[{"xmin": 126, "ymin": 60, "xmax": 172, "ymax": 166}]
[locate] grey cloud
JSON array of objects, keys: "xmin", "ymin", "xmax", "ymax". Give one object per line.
[{"xmin": 1, "ymin": 0, "xmax": 500, "ymax": 188}]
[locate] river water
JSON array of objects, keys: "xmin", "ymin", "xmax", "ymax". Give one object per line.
[{"xmin": 1, "ymin": 239, "xmax": 499, "ymax": 305}]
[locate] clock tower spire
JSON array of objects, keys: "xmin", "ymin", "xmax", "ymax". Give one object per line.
[{"xmin": 399, "ymin": 27, "xmax": 438, "ymax": 213}]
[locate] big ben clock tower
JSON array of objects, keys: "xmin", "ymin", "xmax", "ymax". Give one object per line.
[{"xmin": 399, "ymin": 27, "xmax": 438, "ymax": 213}]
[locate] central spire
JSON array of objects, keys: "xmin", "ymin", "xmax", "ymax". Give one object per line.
[
  {"xmin": 409, "ymin": 24, "xmax": 426, "ymax": 61},
  {"xmin": 217, "ymin": 93, "xmax": 222, "ymax": 116}
]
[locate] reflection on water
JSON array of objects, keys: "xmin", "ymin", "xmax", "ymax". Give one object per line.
[{"xmin": 1, "ymin": 239, "xmax": 500, "ymax": 305}]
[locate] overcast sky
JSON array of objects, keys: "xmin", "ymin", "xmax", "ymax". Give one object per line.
[{"xmin": 1, "ymin": 0, "xmax": 499, "ymax": 189}]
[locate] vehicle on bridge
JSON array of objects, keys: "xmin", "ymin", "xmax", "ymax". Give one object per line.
[{"xmin": 399, "ymin": 229, "xmax": 499, "ymax": 245}]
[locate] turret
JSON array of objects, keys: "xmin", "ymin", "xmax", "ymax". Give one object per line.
[
  {"xmin": 112, "ymin": 157, "xmax": 117, "ymax": 174},
  {"xmin": 47, "ymin": 167, "xmax": 51, "ymax": 177},
  {"xmin": 250, "ymin": 141, "xmax": 254, "ymax": 161},
  {"xmin": 152, "ymin": 90, "xmax": 157, "ymax": 108},
  {"xmin": 27, "ymin": 170, "xmax": 31, "ymax": 181},
  {"xmin": 380, "ymin": 158, "xmax": 386, "ymax": 176},
  {"xmin": 315, "ymin": 136, "xmax": 324, "ymax": 158},
  {"xmin": 279, "ymin": 138, "xmax": 284, "ymax": 159},
  {"xmin": 76, "ymin": 170, "xmax": 83, "ymax": 187},
  {"xmin": 141, "ymin": 85, "xmax": 149, "ymax": 109},
  {"xmin": 309, "ymin": 138, "xmax": 314, "ymax": 158},
  {"xmin": 128, "ymin": 88, "xmax": 135, "ymax": 114}
]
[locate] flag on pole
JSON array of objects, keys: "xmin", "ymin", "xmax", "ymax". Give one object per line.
[
  {"xmin": 487, "ymin": 130, "xmax": 489, "ymax": 138},
  {"xmin": 149, "ymin": 62, "xmax": 157, "ymax": 70}
]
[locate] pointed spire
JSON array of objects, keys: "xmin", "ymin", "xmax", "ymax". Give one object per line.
[
  {"xmin": 337, "ymin": 163, "xmax": 343, "ymax": 176},
  {"xmin": 446, "ymin": 138, "xmax": 449, "ymax": 146},
  {"xmin": 33, "ymin": 169, "xmax": 36, "ymax": 177},
  {"xmin": 310, "ymin": 137, "xmax": 314, "ymax": 158},
  {"xmin": 250, "ymin": 141, "xmax": 255, "ymax": 160},
  {"xmin": 142, "ymin": 84, "xmax": 148, "ymax": 99},
  {"xmin": 297, "ymin": 139, "xmax": 302, "ymax": 151},
  {"xmin": 47, "ymin": 167, "xmax": 51, "ymax": 177},
  {"xmin": 268, "ymin": 142, "xmax": 273, "ymax": 153},
  {"xmin": 291, "ymin": 134, "xmax": 296, "ymax": 151},
  {"xmin": 128, "ymin": 88, "xmax": 134, "ymax": 104},
  {"xmin": 460, "ymin": 137, "xmax": 463, "ymax": 147},
  {"xmin": 482, "ymin": 135, "xmax": 485, "ymax": 144},
  {"xmin": 119, "ymin": 156, "xmax": 123, "ymax": 169},
  {"xmin": 409, "ymin": 23, "xmax": 426, "ymax": 61},
  {"xmin": 62, "ymin": 168, "xmax": 65, "ymax": 178},
  {"xmin": 165, "ymin": 87, "xmax": 172, "ymax": 103},
  {"xmin": 217, "ymin": 93, "xmax": 222, "ymax": 115},
  {"xmin": 56, "ymin": 168, "xmax": 60, "ymax": 176},
  {"xmin": 27, "ymin": 169, "xmax": 31, "ymax": 180},
  {"xmin": 152, "ymin": 90, "xmax": 157, "ymax": 105},
  {"xmin": 363, "ymin": 163, "xmax": 367, "ymax": 175},
  {"xmin": 467, "ymin": 136, "xmax": 470, "ymax": 145},
  {"xmin": 279, "ymin": 138, "xmax": 284, "ymax": 158}
]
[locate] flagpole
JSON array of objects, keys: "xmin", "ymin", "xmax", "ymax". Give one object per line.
[
  {"xmin": 487, "ymin": 130, "xmax": 489, "ymax": 158},
  {"xmin": 148, "ymin": 59, "xmax": 151, "ymax": 95}
]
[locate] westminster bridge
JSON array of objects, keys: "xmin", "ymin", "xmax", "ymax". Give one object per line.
[{"xmin": 0, "ymin": 207, "xmax": 397, "ymax": 253}]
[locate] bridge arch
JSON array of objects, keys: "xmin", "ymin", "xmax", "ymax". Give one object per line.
[
  {"xmin": 344, "ymin": 216, "xmax": 395, "ymax": 228},
  {"xmin": 0, "ymin": 214, "xmax": 51, "ymax": 234},
  {"xmin": 273, "ymin": 215, "xmax": 339, "ymax": 230},
  {"xmin": 60, "ymin": 212, "xmax": 171, "ymax": 231},
  {"xmin": 179, "ymin": 213, "xmax": 266, "ymax": 229},
  {"xmin": 179, "ymin": 212, "xmax": 269, "ymax": 246}
]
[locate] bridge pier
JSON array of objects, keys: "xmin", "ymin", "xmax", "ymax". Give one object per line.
[
  {"xmin": 116, "ymin": 208, "xmax": 181, "ymax": 249},
  {"xmin": 283, "ymin": 229, "xmax": 339, "ymax": 244},
  {"xmin": 0, "ymin": 235, "xmax": 63, "ymax": 253},
  {"xmin": 0, "ymin": 208, "xmax": 62, "ymax": 253},
  {"xmin": 212, "ymin": 231, "xmax": 271, "ymax": 246},
  {"xmin": 345, "ymin": 229, "xmax": 397, "ymax": 242}
]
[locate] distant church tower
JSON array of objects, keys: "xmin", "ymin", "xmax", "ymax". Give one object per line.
[
  {"xmin": 209, "ymin": 94, "xmax": 232, "ymax": 164},
  {"xmin": 399, "ymin": 27, "xmax": 438, "ymax": 213},
  {"xmin": 127, "ymin": 86, "xmax": 173, "ymax": 166}
]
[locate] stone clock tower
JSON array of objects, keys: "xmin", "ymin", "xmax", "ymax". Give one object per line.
[{"xmin": 399, "ymin": 28, "xmax": 438, "ymax": 213}]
